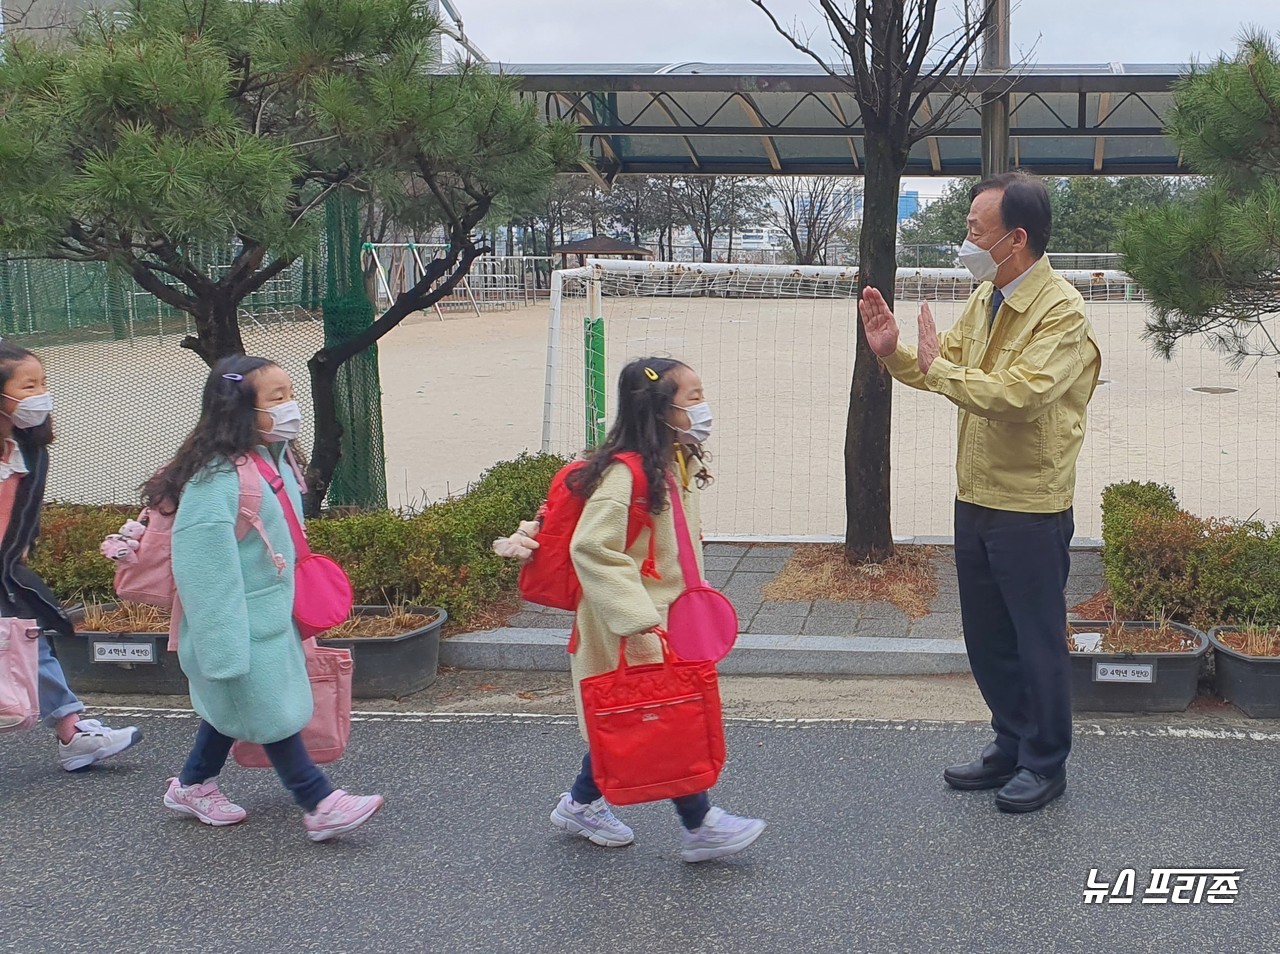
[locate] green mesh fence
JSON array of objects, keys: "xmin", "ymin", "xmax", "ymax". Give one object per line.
[
  {"xmin": 322, "ymin": 193, "xmax": 388, "ymax": 509},
  {"xmin": 0, "ymin": 210, "xmax": 387, "ymax": 508}
]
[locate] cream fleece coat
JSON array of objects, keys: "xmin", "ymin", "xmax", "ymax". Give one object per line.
[{"xmin": 568, "ymin": 455, "xmax": 704, "ymax": 738}]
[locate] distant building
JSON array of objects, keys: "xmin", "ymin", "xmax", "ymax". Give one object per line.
[{"xmin": 853, "ymin": 190, "xmax": 921, "ymax": 225}]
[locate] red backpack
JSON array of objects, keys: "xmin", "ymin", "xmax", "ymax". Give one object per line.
[{"xmin": 519, "ymin": 452, "xmax": 658, "ymax": 611}]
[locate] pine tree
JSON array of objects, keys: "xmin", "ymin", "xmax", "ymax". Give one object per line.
[
  {"xmin": 0, "ymin": 0, "xmax": 576, "ymax": 501},
  {"xmin": 1120, "ymin": 31, "xmax": 1280, "ymax": 363}
]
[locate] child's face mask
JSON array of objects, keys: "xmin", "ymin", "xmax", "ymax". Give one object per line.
[
  {"xmin": 2, "ymin": 391, "xmax": 52, "ymax": 429},
  {"xmin": 257, "ymin": 400, "xmax": 302, "ymax": 442},
  {"xmin": 670, "ymin": 401, "xmax": 713, "ymax": 444}
]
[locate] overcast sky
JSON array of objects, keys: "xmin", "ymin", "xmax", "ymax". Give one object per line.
[{"xmin": 453, "ymin": 0, "xmax": 1275, "ymax": 67}]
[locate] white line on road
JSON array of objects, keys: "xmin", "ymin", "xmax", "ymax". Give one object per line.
[{"xmin": 89, "ymin": 706, "xmax": 1280, "ymax": 740}]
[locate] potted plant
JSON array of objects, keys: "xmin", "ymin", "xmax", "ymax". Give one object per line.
[
  {"xmin": 51, "ymin": 602, "xmax": 188, "ymax": 695},
  {"xmin": 1067, "ymin": 618, "xmax": 1209, "ymax": 712},
  {"xmin": 1206, "ymin": 625, "xmax": 1280, "ymax": 718},
  {"xmin": 49, "ymin": 601, "xmax": 446, "ymax": 699},
  {"xmin": 318, "ymin": 605, "xmax": 447, "ymax": 699}
]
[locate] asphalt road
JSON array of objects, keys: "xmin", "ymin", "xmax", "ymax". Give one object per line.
[{"xmin": 2, "ymin": 709, "xmax": 1276, "ymax": 954}]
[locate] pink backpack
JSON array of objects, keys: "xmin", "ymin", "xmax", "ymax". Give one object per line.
[
  {"xmin": 109, "ymin": 453, "xmax": 307, "ymax": 651},
  {"xmin": 0, "ymin": 618, "xmax": 41, "ymax": 733}
]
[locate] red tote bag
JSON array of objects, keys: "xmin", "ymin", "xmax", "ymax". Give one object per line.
[
  {"xmin": 232, "ymin": 640, "xmax": 353, "ymax": 767},
  {"xmin": 579, "ymin": 629, "xmax": 725, "ymax": 805}
]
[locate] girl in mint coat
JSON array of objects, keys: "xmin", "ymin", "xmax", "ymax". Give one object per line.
[{"xmin": 150, "ymin": 356, "xmax": 383, "ymax": 842}]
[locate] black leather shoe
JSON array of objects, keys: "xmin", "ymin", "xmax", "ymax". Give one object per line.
[
  {"xmin": 943, "ymin": 743, "xmax": 1017, "ymax": 791},
  {"xmin": 995, "ymin": 767, "xmax": 1067, "ymax": 814}
]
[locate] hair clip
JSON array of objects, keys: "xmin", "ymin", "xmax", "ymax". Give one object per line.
[
  {"xmin": 643, "ymin": 367, "xmax": 659, "ymax": 381},
  {"xmin": 222, "ymin": 373, "xmax": 243, "ymax": 381}
]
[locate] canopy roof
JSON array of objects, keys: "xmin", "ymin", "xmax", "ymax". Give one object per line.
[{"xmin": 502, "ymin": 62, "xmax": 1187, "ymax": 178}]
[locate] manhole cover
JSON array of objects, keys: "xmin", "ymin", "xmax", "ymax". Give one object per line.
[{"xmin": 1190, "ymin": 386, "xmax": 1238, "ymax": 395}]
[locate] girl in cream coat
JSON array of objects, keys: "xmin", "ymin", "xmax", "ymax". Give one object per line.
[{"xmin": 499, "ymin": 357, "xmax": 765, "ymax": 863}]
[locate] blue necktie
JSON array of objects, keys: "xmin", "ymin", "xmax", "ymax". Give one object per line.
[{"xmin": 990, "ymin": 289, "xmax": 1005, "ymax": 327}]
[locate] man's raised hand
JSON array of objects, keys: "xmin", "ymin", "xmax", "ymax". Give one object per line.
[{"xmin": 858, "ymin": 286, "xmax": 899, "ymax": 358}]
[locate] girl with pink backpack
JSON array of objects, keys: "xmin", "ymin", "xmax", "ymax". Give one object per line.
[
  {"xmin": 0, "ymin": 342, "xmax": 142, "ymax": 770},
  {"xmin": 149, "ymin": 356, "xmax": 382, "ymax": 842}
]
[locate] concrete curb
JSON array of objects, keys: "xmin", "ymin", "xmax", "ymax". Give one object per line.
[{"xmin": 440, "ymin": 628, "xmax": 972, "ymax": 676}]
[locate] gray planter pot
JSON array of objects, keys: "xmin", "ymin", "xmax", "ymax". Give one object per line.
[
  {"xmin": 1207, "ymin": 627, "xmax": 1280, "ymax": 718},
  {"xmin": 1068, "ymin": 620, "xmax": 1208, "ymax": 713},
  {"xmin": 318, "ymin": 605, "xmax": 446, "ymax": 699},
  {"xmin": 50, "ymin": 603, "xmax": 446, "ymax": 700},
  {"xmin": 50, "ymin": 603, "xmax": 187, "ymax": 695}
]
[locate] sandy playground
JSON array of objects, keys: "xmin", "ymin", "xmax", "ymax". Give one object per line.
[{"xmin": 37, "ymin": 295, "xmax": 1280, "ymax": 540}]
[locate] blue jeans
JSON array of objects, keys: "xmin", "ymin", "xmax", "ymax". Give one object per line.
[
  {"xmin": 38, "ymin": 634, "xmax": 85, "ymax": 727},
  {"xmin": 180, "ymin": 720, "xmax": 335, "ymax": 813},
  {"xmin": 571, "ymin": 753, "xmax": 711, "ymax": 830}
]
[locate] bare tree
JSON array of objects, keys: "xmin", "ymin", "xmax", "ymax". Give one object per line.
[
  {"xmin": 674, "ymin": 176, "xmax": 768, "ymax": 263},
  {"xmin": 766, "ymin": 176, "xmax": 860, "ymax": 265},
  {"xmin": 750, "ymin": 0, "xmax": 1001, "ymax": 562}
]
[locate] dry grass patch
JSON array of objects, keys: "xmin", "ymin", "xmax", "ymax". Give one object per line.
[
  {"xmin": 762, "ymin": 544, "xmax": 938, "ymax": 619},
  {"xmin": 1216, "ymin": 627, "xmax": 1280, "ymax": 657},
  {"xmin": 76, "ymin": 601, "xmax": 171, "ymax": 633},
  {"xmin": 324, "ymin": 608, "xmax": 440, "ymax": 639},
  {"xmin": 1067, "ymin": 621, "xmax": 1199, "ymax": 654}
]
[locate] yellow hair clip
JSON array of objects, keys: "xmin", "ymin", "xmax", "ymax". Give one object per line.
[{"xmin": 643, "ymin": 367, "xmax": 660, "ymax": 381}]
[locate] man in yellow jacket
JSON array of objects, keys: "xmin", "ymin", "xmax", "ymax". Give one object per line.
[{"xmin": 859, "ymin": 171, "xmax": 1100, "ymax": 814}]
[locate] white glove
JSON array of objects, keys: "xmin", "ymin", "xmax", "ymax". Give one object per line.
[{"xmin": 492, "ymin": 520, "xmax": 541, "ymax": 564}]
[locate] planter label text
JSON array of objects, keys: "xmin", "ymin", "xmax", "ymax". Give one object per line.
[
  {"xmin": 1094, "ymin": 661, "xmax": 1154, "ymax": 683},
  {"xmin": 92, "ymin": 639, "xmax": 156, "ymax": 665}
]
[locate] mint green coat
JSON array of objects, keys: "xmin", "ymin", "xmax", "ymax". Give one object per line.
[{"xmin": 171, "ymin": 445, "xmax": 311, "ymax": 744}]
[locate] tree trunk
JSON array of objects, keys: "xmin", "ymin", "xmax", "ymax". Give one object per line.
[
  {"xmin": 186, "ymin": 295, "xmax": 247, "ymax": 366},
  {"xmin": 844, "ymin": 135, "xmax": 902, "ymax": 564},
  {"xmin": 307, "ymin": 355, "xmax": 342, "ymax": 510}
]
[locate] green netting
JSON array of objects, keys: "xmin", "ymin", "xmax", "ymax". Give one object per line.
[{"xmin": 322, "ymin": 193, "xmax": 388, "ymax": 509}]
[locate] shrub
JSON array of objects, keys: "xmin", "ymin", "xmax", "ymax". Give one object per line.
[
  {"xmin": 307, "ymin": 452, "xmax": 567, "ymax": 624},
  {"xmin": 32, "ymin": 453, "xmax": 568, "ymax": 628},
  {"xmin": 1101, "ymin": 481, "xmax": 1280, "ymax": 628},
  {"xmin": 31, "ymin": 504, "xmax": 130, "ymax": 605}
]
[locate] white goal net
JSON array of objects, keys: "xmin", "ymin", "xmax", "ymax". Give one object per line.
[{"xmin": 542, "ymin": 259, "xmax": 1280, "ymax": 541}]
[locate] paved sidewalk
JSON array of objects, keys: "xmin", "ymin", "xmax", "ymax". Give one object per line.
[
  {"xmin": 4, "ymin": 711, "xmax": 1270, "ymax": 954},
  {"xmin": 500, "ymin": 542, "xmax": 1105, "ymax": 641}
]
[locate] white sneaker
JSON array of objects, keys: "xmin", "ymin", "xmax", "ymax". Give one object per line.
[
  {"xmin": 58, "ymin": 719, "xmax": 142, "ymax": 771},
  {"xmin": 550, "ymin": 793, "xmax": 635, "ymax": 847},
  {"xmin": 679, "ymin": 807, "xmax": 767, "ymax": 863}
]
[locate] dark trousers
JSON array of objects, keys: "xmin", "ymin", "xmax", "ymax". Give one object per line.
[
  {"xmin": 954, "ymin": 500, "xmax": 1073, "ymax": 777},
  {"xmin": 570, "ymin": 753, "xmax": 711, "ymax": 830},
  {"xmin": 180, "ymin": 720, "xmax": 335, "ymax": 812}
]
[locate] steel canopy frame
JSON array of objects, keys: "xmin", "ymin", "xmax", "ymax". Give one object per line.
[{"xmin": 500, "ymin": 63, "xmax": 1188, "ymax": 178}]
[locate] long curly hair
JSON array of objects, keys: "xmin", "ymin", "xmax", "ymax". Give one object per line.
[
  {"xmin": 565, "ymin": 356, "xmax": 702, "ymax": 514},
  {"xmin": 0, "ymin": 342, "xmax": 54, "ymax": 447},
  {"xmin": 142, "ymin": 355, "xmax": 279, "ymax": 514}
]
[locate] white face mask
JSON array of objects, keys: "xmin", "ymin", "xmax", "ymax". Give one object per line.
[
  {"xmin": 670, "ymin": 401, "xmax": 713, "ymax": 445},
  {"xmin": 258, "ymin": 400, "xmax": 302, "ymax": 442},
  {"xmin": 3, "ymin": 391, "xmax": 52, "ymax": 429},
  {"xmin": 958, "ymin": 230, "xmax": 1015, "ymax": 284}
]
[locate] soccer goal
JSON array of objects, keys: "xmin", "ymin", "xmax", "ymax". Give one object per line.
[{"xmin": 542, "ymin": 259, "xmax": 1280, "ymax": 542}]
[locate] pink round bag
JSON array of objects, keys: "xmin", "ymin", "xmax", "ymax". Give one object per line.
[
  {"xmin": 665, "ymin": 474, "xmax": 739, "ymax": 662},
  {"xmin": 251, "ymin": 453, "xmax": 354, "ymax": 639}
]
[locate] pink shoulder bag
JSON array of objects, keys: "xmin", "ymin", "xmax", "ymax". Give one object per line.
[
  {"xmin": 664, "ymin": 473, "xmax": 739, "ymax": 662},
  {"xmin": 0, "ymin": 618, "xmax": 40, "ymax": 733},
  {"xmin": 250, "ymin": 452, "xmax": 354, "ymax": 640}
]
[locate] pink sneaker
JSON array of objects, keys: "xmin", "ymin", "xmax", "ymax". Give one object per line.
[
  {"xmin": 303, "ymin": 790, "xmax": 385, "ymax": 842},
  {"xmin": 163, "ymin": 777, "xmax": 247, "ymax": 827}
]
